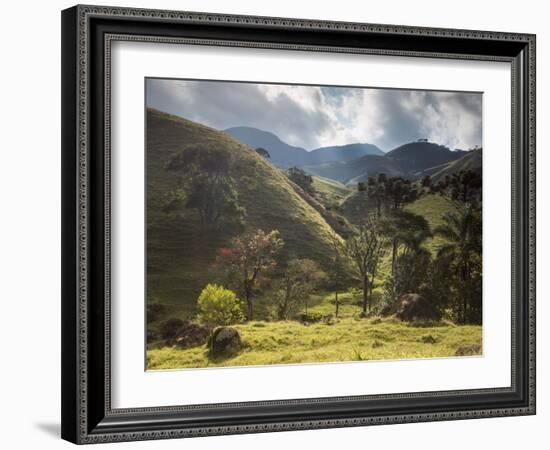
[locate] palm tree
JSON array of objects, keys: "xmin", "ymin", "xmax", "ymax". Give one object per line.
[
  {"xmin": 435, "ymin": 204, "xmax": 482, "ymax": 324},
  {"xmin": 384, "ymin": 210, "xmax": 431, "ymax": 276}
]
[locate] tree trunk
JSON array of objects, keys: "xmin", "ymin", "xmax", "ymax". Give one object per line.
[
  {"xmin": 391, "ymin": 239, "xmax": 398, "ymax": 276},
  {"xmin": 245, "ymin": 290, "xmax": 253, "ymax": 321},
  {"xmin": 335, "ymin": 291, "xmax": 339, "ymax": 318},
  {"xmin": 362, "ymin": 275, "xmax": 369, "ymax": 314}
]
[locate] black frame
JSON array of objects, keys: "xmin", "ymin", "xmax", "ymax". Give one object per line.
[{"xmin": 61, "ymin": 5, "xmax": 536, "ymax": 444}]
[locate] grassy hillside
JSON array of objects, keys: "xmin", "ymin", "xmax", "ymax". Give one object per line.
[
  {"xmin": 148, "ymin": 317, "xmax": 482, "ymax": 369},
  {"xmin": 312, "ymin": 176, "xmax": 352, "ymax": 206},
  {"xmin": 305, "ymin": 155, "xmax": 402, "ymax": 184},
  {"xmin": 147, "ymin": 109, "xmax": 341, "ymax": 314},
  {"xmin": 386, "ymin": 142, "xmax": 466, "ymax": 174},
  {"xmin": 431, "ymin": 149, "xmax": 482, "ymax": 183},
  {"xmin": 340, "ymin": 190, "xmax": 455, "ymax": 255},
  {"xmin": 405, "ymin": 194, "xmax": 456, "ymax": 255}
]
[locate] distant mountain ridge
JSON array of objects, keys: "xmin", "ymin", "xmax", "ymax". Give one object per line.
[
  {"xmin": 224, "ymin": 126, "xmax": 384, "ymax": 168},
  {"xmin": 224, "ymin": 126, "xmax": 310, "ymax": 168},
  {"xmin": 225, "ymin": 125, "xmax": 479, "ymax": 186}
]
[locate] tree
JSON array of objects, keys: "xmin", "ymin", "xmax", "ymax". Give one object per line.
[
  {"xmin": 384, "ymin": 248, "xmax": 431, "ymax": 305},
  {"xmin": 436, "ymin": 169, "xmax": 482, "ymax": 205},
  {"xmin": 345, "ymin": 215, "xmax": 387, "ymax": 314},
  {"xmin": 385, "ymin": 176, "xmax": 418, "ymax": 210},
  {"xmin": 421, "ymin": 175, "xmax": 432, "ymax": 189},
  {"xmin": 383, "ymin": 210, "xmax": 431, "ymax": 276},
  {"xmin": 328, "ymin": 229, "xmax": 346, "ymax": 317},
  {"xmin": 216, "ymin": 229, "xmax": 284, "ymax": 320},
  {"xmin": 287, "ymin": 167, "xmax": 315, "ymax": 197},
  {"xmin": 165, "ymin": 144, "xmax": 245, "ymax": 231},
  {"xmin": 274, "ymin": 259, "xmax": 325, "ymax": 319},
  {"xmin": 435, "ymin": 204, "xmax": 482, "ymax": 324},
  {"xmin": 196, "ymin": 284, "xmax": 244, "ymax": 325},
  {"xmin": 367, "ymin": 175, "xmax": 386, "ymax": 217},
  {"xmin": 254, "ymin": 147, "xmax": 271, "ymax": 159}
]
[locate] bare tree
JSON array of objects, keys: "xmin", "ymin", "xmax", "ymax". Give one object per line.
[{"xmin": 346, "ymin": 215, "xmax": 387, "ymax": 314}]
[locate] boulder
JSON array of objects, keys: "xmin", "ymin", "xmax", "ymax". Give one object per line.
[
  {"xmin": 173, "ymin": 321, "xmax": 213, "ymax": 348},
  {"xmin": 208, "ymin": 327, "xmax": 242, "ymax": 357},
  {"xmin": 388, "ymin": 293, "xmax": 441, "ymax": 322},
  {"xmin": 455, "ymin": 344, "xmax": 482, "ymax": 356}
]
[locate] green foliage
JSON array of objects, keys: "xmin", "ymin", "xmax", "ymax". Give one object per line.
[
  {"xmin": 295, "ymin": 311, "xmax": 325, "ymax": 323},
  {"xmin": 196, "ymin": 284, "xmax": 244, "ymax": 325},
  {"xmin": 345, "ymin": 214, "xmax": 388, "ymax": 313},
  {"xmin": 434, "ymin": 169, "xmax": 482, "ymax": 204},
  {"xmin": 421, "ymin": 334, "xmax": 438, "ymax": 344},
  {"xmin": 164, "ymin": 143, "xmax": 245, "ymax": 231},
  {"xmin": 274, "ymin": 258, "xmax": 326, "ymax": 320},
  {"xmin": 433, "ymin": 203, "xmax": 482, "ymax": 324},
  {"xmin": 287, "ymin": 166, "xmax": 316, "ymax": 197},
  {"xmin": 383, "ymin": 249, "xmax": 432, "ymax": 307},
  {"xmin": 216, "ymin": 229, "xmax": 284, "ymax": 320},
  {"xmin": 254, "ymin": 147, "xmax": 270, "ymax": 159}
]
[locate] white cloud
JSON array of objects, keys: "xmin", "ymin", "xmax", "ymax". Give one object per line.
[{"xmin": 146, "ymin": 79, "xmax": 482, "ymax": 151}]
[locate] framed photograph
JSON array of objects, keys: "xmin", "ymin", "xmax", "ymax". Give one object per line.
[{"xmin": 61, "ymin": 5, "xmax": 536, "ymax": 444}]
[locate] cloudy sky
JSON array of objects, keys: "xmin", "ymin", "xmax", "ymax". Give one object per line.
[{"xmin": 146, "ymin": 78, "xmax": 482, "ymax": 152}]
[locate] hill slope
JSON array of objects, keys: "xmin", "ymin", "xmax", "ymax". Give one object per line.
[
  {"xmin": 308, "ymin": 143, "xmax": 384, "ymax": 164},
  {"xmin": 147, "ymin": 109, "xmax": 341, "ymax": 311},
  {"xmin": 305, "ymin": 154, "xmax": 404, "ymax": 184},
  {"xmin": 385, "ymin": 142, "xmax": 466, "ymax": 174},
  {"xmin": 430, "ymin": 149, "xmax": 482, "ymax": 183}
]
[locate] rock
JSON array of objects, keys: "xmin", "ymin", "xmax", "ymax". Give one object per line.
[
  {"xmin": 208, "ymin": 327, "xmax": 242, "ymax": 357},
  {"xmin": 159, "ymin": 318, "xmax": 184, "ymax": 340},
  {"xmin": 388, "ymin": 293, "xmax": 441, "ymax": 322},
  {"xmin": 173, "ymin": 321, "xmax": 213, "ymax": 348},
  {"xmin": 323, "ymin": 314, "xmax": 335, "ymax": 325},
  {"xmin": 455, "ymin": 344, "xmax": 482, "ymax": 356}
]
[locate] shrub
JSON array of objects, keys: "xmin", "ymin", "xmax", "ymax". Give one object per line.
[
  {"xmin": 159, "ymin": 318, "xmax": 184, "ymax": 340},
  {"xmin": 196, "ymin": 284, "xmax": 244, "ymax": 325},
  {"xmin": 421, "ymin": 334, "xmax": 438, "ymax": 344},
  {"xmin": 294, "ymin": 312, "xmax": 324, "ymax": 324}
]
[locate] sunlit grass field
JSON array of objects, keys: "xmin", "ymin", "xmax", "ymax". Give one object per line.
[
  {"xmin": 147, "ymin": 289, "xmax": 482, "ymax": 370},
  {"xmin": 147, "ymin": 317, "xmax": 482, "ymax": 370}
]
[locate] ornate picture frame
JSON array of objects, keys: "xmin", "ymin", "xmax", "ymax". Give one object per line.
[{"xmin": 61, "ymin": 5, "xmax": 535, "ymax": 444}]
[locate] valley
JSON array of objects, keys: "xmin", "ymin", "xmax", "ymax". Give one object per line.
[{"xmin": 146, "ymin": 107, "xmax": 483, "ymax": 369}]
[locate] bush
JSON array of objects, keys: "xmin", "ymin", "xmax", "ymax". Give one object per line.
[
  {"xmin": 196, "ymin": 284, "xmax": 244, "ymax": 325},
  {"xmin": 159, "ymin": 318, "xmax": 184, "ymax": 340},
  {"xmin": 420, "ymin": 334, "xmax": 438, "ymax": 344},
  {"xmin": 294, "ymin": 312, "xmax": 324, "ymax": 324}
]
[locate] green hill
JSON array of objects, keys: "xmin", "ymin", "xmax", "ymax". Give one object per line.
[
  {"xmin": 305, "ymin": 155, "xmax": 402, "ymax": 185},
  {"xmin": 386, "ymin": 142, "xmax": 467, "ymax": 175},
  {"xmin": 312, "ymin": 176, "xmax": 352, "ymax": 206},
  {"xmin": 340, "ymin": 189, "xmax": 454, "ymax": 255},
  {"xmin": 147, "ymin": 108, "xmax": 341, "ymax": 313},
  {"xmin": 431, "ymin": 149, "xmax": 482, "ymax": 183}
]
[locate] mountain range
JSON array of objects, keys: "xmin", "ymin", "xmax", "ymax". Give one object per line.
[
  {"xmin": 224, "ymin": 126, "xmax": 384, "ymax": 169},
  {"xmin": 224, "ymin": 126, "xmax": 477, "ymax": 185}
]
